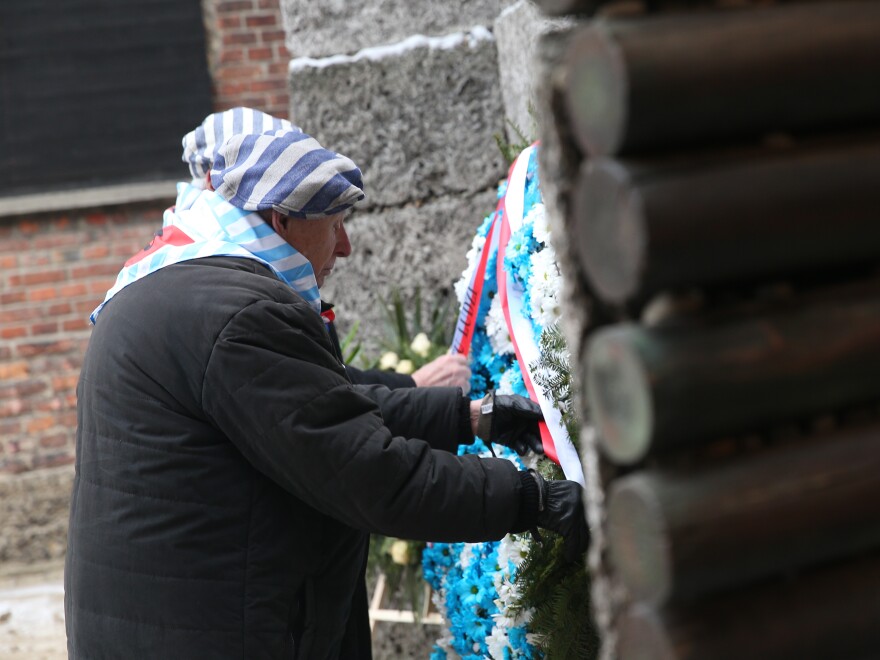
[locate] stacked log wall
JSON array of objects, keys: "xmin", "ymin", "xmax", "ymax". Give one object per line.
[{"xmin": 532, "ymin": 0, "xmax": 880, "ymax": 657}]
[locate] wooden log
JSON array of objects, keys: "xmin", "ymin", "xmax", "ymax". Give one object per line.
[
  {"xmin": 585, "ymin": 292, "xmax": 880, "ymax": 464},
  {"xmin": 606, "ymin": 424, "xmax": 880, "ymax": 605},
  {"xmin": 571, "ymin": 139, "xmax": 880, "ymax": 306},
  {"xmin": 618, "ymin": 553, "xmax": 880, "ymax": 659},
  {"xmin": 563, "ymin": 2, "xmax": 880, "ymax": 156},
  {"xmin": 531, "ymin": 0, "xmax": 810, "ymax": 18}
]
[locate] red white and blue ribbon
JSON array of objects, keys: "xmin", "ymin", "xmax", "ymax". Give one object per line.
[{"xmin": 495, "ymin": 146, "xmax": 585, "ymax": 486}]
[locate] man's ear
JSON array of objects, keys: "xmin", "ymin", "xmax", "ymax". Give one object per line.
[{"xmin": 269, "ymin": 210, "xmax": 288, "ymax": 234}]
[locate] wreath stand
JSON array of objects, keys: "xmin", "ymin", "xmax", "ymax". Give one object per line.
[{"xmin": 368, "ymin": 571, "xmax": 444, "ymax": 633}]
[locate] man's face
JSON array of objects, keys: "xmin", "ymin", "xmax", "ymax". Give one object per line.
[{"xmin": 273, "ymin": 211, "xmax": 351, "ymax": 287}]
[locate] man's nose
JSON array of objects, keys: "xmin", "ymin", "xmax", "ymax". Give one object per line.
[{"xmin": 336, "ymin": 224, "xmax": 352, "ymax": 257}]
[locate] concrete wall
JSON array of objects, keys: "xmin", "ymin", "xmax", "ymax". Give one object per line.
[{"xmin": 282, "ymin": 0, "xmax": 556, "ymax": 354}]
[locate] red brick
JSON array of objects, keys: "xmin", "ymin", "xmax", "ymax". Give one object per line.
[
  {"xmin": 0, "ymin": 379, "xmax": 46, "ymax": 399},
  {"xmin": 258, "ymin": 0, "xmax": 279, "ymax": 8},
  {"xmin": 88, "ymin": 281, "xmax": 111, "ymax": 296},
  {"xmin": 17, "ymin": 340, "xmax": 75, "ymax": 357},
  {"xmin": 248, "ymin": 80, "xmax": 283, "ymax": 93},
  {"xmin": 51, "ymin": 374, "xmax": 79, "ymax": 391},
  {"xmin": 27, "ymin": 416, "xmax": 56, "ymax": 434},
  {"xmin": 1, "ymin": 326, "xmax": 27, "ymax": 339},
  {"xmin": 247, "ymin": 46, "xmax": 274, "ymax": 61},
  {"xmin": 260, "ymin": 29, "xmax": 285, "ymax": 43},
  {"xmin": 32, "ymin": 235, "xmax": 80, "ymax": 250},
  {"xmin": 217, "ymin": 81, "xmax": 249, "ymax": 97},
  {"xmin": 18, "ymin": 220, "xmax": 40, "ymax": 234},
  {"xmin": 0, "ymin": 255, "xmax": 16, "ymax": 268},
  {"xmin": 218, "ymin": 64, "xmax": 263, "ymax": 80},
  {"xmin": 0, "ymin": 307, "xmax": 40, "ymax": 324},
  {"xmin": 217, "ymin": 15, "xmax": 242, "ymax": 29},
  {"xmin": 222, "ymin": 32, "xmax": 258, "ymax": 46},
  {"xmin": 245, "ymin": 14, "xmax": 277, "ymax": 28},
  {"xmin": 70, "ymin": 263, "xmax": 121, "ymax": 279},
  {"xmin": 59, "ymin": 411, "xmax": 77, "ymax": 427},
  {"xmin": 20, "ymin": 269, "xmax": 67, "ymax": 286},
  {"xmin": 82, "ymin": 245, "xmax": 110, "ymax": 259},
  {"xmin": 60, "ymin": 283, "xmax": 89, "ymax": 298},
  {"xmin": 62, "ymin": 318, "xmax": 89, "ymax": 333},
  {"xmin": 39, "ymin": 434, "xmax": 68, "ymax": 449},
  {"xmin": 28, "ymin": 287, "xmax": 58, "ymax": 302},
  {"xmin": 0, "ymin": 362, "xmax": 29, "ymax": 379},
  {"xmin": 1, "ymin": 291, "xmax": 26, "ymax": 305},
  {"xmin": 0, "ymin": 399, "xmax": 27, "ymax": 418},
  {"xmin": 220, "ymin": 47, "xmax": 246, "ymax": 64},
  {"xmin": 0, "ymin": 420, "xmax": 21, "ymax": 436},
  {"xmin": 267, "ymin": 61, "xmax": 289, "ymax": 76},
  {"xmin": 32, "ymin": 322, "xmax": 59, "ymax": 336},
  {"xmin": 47, "ymin": 302, "xmax": 73, "ymax": 316}
]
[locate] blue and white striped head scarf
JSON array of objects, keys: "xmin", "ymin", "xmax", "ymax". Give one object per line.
[
  {"xmin": 92, "ymin": 129, "xmax": 364, "ymax": 324},
  {"xmin": 91, "ymin": 190, "xmax": 323, "ymax": 323},
  {"xmin": 181, "ymin": 107, "xmax": 299, "ymax": 185},
  {"xmin": 211, "ymin": 130, "xmax": 365, "ymax": 219}
]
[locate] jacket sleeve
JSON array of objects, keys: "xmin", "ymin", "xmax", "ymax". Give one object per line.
[
  {"xmin": 351, "ymin": 384, "xmax": 471, "ymax": 453},
  {"xmin": 346, "ymin": 365, "xmax": 416, "ymax": 389},
  {"xmin": 201, "ymin": 298, "xmax": 527, "ymax": 542}
]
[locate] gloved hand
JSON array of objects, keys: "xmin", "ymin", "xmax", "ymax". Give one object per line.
[
  {"xmin": 476, "ymin": 391, "xmax": 544, "ymax": 455},
  {"xmin": 529, "ymin": 469, "xmax": 589, "ymax": 562}
]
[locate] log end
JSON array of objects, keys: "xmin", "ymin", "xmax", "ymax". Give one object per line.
[
  {"xmin": 573, "ymin": 158, "xmax": 646, "ymax": 304},
  {"xmin": 608, "ymin": 473, "xmax": 671, "ymax": 605},
  {"xmin": 618, "ymin": 603, "xmax": 677, "ymax": 660},
  {"xmin": 586, "ymin": 323, "xmax": 653, "ymax": 464},
  {"xmin": 563, "ymin": 24, "xmax": 627, "ymax": 157}
]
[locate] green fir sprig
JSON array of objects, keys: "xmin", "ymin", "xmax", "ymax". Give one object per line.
[{"xmin": 511, "ymin": 324, "xmax": 599, "ymax": 659}]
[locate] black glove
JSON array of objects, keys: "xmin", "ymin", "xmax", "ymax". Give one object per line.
[
  {"xmin": 530, "ymin": 469, "xmax": 589, "ymax": 562},
  {"xmin": 476, "ymin": 391, "xmax": 544, "ymax": 455}
]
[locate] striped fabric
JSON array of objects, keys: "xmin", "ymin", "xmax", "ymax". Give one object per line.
[
  {"xmin": 182, "ymin": 107, "xmax": 298, "ymax": 183},
  {"xmin": 90, "ymin": 190, "xmax": 321, "ymax": 324},
  {"xmin": 211, "ymin": 131, "xmax": 365, "ymax": 219}
]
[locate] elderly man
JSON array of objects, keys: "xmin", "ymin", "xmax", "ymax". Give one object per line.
[
  {"xmin": 179, "ymin": 107, "xmax": 471, "ymax": 391},
  {"xmin": 65, "ymin": 130, "xmax": 587, "ymax": 659}
]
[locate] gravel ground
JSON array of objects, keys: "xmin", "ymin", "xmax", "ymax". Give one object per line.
[
  {"xmin": 0, "ymin": 562, "xmax": 442, "ymax": 659},
  {"xmin": 0, "ymin": 563, "xmax": 66, "ymax": 660}
]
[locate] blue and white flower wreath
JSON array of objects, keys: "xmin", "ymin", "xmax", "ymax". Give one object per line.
[{"xmin": 423, "ymin": 145, "xmax": 570, "ymax": 659}]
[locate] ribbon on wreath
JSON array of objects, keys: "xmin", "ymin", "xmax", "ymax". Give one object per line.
[
  {"xmin": 450, "ymin": 208, "xmax": 501, "ymax": 357},
  {"xmin": 450, "ymin": 144, "xmax": 584, "ymax": 485},
  {"xmin": 495, "ymin": 145, "xmax": 584, "ymax": 486}
]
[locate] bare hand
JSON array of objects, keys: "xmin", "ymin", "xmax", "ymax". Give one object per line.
[{"xmin": 412, "ymin": 354, "xmax": 471, "ymax": 393}]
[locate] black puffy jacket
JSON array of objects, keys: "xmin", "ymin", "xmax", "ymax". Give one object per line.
[{"xmin": 65, "ymin": 257, "xmax": 537, "ymax": 659}]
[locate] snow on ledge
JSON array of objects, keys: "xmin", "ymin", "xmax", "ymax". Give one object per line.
[{"xmin": 289, "ymin": 26, "xmax": 495, "ymax": 73}]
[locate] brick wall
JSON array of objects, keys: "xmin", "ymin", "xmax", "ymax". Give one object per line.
[
  {"xmin": 204, "ymin": 0, "xmax": 291, "ymax": 118},
  {"xmin": 0, "ymin": 205, "xmax": 164, "ymax": 475}
]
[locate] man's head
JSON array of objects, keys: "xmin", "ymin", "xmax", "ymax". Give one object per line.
[
  {"xmin": 211, "ymin": 130, "xmax": 364, "ymax": 287},
  {"xmin": 181, "ymin": 107, "xmax": 298, "ymax": 186}
]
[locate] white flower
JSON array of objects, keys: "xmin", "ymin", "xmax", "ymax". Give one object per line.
[
  {"xmin": 486, "ymin": 295, "xmax": 515, "ymax": 355},
  {"xmin": 389, "ymin": 540, "xmax": 411, "ymax": 565},
  {"xmin": 395, "ymin": 359, "xmax": 415, "ymax": 375},
  {"xmin": 529, "ymin": 247, "xmax": 563, "ymax": 328},
  {"xmin": 410, "ymin": 332, "xmax": 431, "ymax": 358},
  {"xmin": 379, "ymin": 351, "xmax": 399, "ymax": 370},
  {"xmin": 455, "ymin": 233, "xmax": 488, "ymax": 303},
  {"xmin": 526, "ymin": 203, "xmax": 551, "ymax": 245}
]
